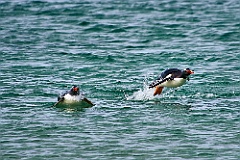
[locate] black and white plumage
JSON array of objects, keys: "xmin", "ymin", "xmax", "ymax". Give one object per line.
[
  {"xmin": 149, "ymin": 68, "xmax": 194, "ymax": 96},
  {"xmin": 58, "ymin": 85, "xmax": 82, "ymax": 102},
  {"xmin": 53, "ymin": 85, "xmax": 94, "ymax": 106}
]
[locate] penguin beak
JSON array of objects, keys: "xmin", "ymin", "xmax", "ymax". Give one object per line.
[
  {"xmin": 186, "ymin": 69, "xmax": 194, "ymax": 74},
  {"xmin": 73, "ymin": 87, "xmax": 79, "ymax": 92}
]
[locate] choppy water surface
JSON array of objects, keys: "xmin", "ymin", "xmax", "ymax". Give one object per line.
[{"xmin": 1, "ymin": 0, "xmax": 240, "ymax": 159}]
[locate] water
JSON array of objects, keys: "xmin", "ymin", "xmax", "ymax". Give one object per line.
[{"xmin": 1, "ymin": 0, "xmax": 240, "ymax": 159}]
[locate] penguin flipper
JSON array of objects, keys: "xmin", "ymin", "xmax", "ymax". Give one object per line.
[
  {"xmin": 83, "ymin": 98, "xmax": 94, "ymax": 106},
  {"xmin": 57, "ymin": 96, "xmax": 62, "ymax": 101},
  {"xmin": 53, "ymin": 97, "xmax": 64, "ymax": 107},
  {"xmin": 149, "ymin": 77, "xmax": 173, "ymax": 88}
]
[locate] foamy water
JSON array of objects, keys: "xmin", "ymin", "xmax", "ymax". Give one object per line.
[{"xmin": 127, "ymin": 87, "xmax": 155, "ymax": 101}]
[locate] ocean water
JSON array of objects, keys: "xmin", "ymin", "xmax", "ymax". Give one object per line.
[{"xmin": 1, "ymin": 0, "xmax": 240, "ymax": 159}]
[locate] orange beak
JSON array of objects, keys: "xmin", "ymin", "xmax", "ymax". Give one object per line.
[
  {"xmin": 187, "ymin": 70, "xmax": 194, "ymax": 74},
  {"xmin": 73, "ymin": 87, "xmax": 79, "ymax": 92}
]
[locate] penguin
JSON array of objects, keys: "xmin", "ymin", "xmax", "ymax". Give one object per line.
[
  {"xmin": 149, "ymin": 68, "xmax": 194, "ymax": 96},
  {"xmin": 53, "ymin": 85, "xmax": 94, "ymax": 106}
]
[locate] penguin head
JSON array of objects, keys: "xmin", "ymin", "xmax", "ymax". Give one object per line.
[
  {"xmin": 184, "ymin": 68, "xmax": 194, "ymax": 76},
  {"xmin": 69, "ymin": 85, "xmax": 80, "ymax": 96}
]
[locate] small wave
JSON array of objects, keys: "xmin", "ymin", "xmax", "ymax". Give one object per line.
[
  {"xmin": 193, "ymin": 92, "xmax": 216, "ymax": 99},
  {"xmin": 110, "ymin": 28, "xmax": 126, "ymax": 33}
]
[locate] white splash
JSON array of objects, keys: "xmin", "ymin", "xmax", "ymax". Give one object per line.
[
  {"xmin": 127, "ymin": 87, "xmax": 155, "ymax": 101},
  {"xmin": 126, "ymin": 76, "xmax": 156, "ymax": 101}
]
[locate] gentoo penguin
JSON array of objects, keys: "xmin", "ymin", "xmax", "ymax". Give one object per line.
[
  {"xmin": 149, "ymin": 68, "xmax": 194, "ymax": 96},
  {"xmin": 53, "ymin": 85, "xmax": 94, "ymax": 106}
]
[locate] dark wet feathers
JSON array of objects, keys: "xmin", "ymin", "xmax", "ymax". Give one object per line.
[
  {"xmin": 158, "ymin": 68, "xmax": 183, "ymax": 80},
  {"xmin": 149, "ymin": 68, "xmax": 189, "ymax": 88}
]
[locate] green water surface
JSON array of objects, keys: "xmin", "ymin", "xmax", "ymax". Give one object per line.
[{"xmin": 1, "ymin": 0, "xmax": 240, "ymax": 159}]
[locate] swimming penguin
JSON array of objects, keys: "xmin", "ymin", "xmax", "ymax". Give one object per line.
[
  {"xmin": 149, "ymin": 68, "xmax": 194, "ymax": 96},
  {"xmin": 53, "ymin": 85, "xmax": 94, "ymax": 107}
]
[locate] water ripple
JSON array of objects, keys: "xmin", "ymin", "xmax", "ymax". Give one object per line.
[{"xmin": 1, "ymin": 0, "xmax": 240, "ymax": 159}]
